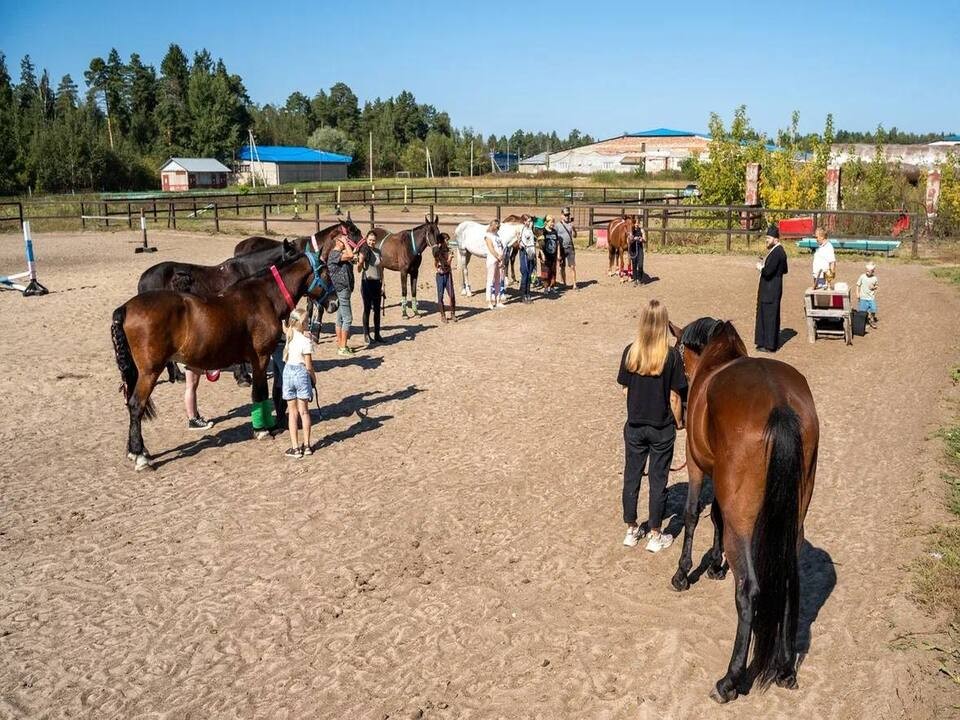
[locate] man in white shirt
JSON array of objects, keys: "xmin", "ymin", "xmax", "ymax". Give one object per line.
[{"xmin": 811, "ymin": 228, "xmax": 836, "ymax": 289}]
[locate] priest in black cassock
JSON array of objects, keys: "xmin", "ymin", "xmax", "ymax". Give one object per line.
[{"xmin": 754, "ymin": 225, "xmax": 788, "ymax": 352}]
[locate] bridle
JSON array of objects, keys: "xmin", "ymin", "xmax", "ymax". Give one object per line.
[{"xmin": 305, "ymin": 249, "xmax": 333, "ymax": 296}]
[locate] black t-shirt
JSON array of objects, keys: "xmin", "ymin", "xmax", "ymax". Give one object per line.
[{"xmin": 617, "ymin": 345, "xmax": 686, "ymax": 427}]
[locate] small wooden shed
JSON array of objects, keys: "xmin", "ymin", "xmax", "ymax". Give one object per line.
[{"xmin": 160, "ymin": 158, "xmax": 231, "ymax": 192}]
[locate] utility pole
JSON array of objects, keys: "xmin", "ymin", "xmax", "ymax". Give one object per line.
[
  {"xmin": 470, "ymin": 141, "xmax": 474, "ymax": 177},
  {"xmin": 369, "ymin": 131, "xmax": 373, "ymax": 183}
]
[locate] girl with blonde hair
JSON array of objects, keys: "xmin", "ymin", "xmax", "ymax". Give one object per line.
[
  {"xmin": 484, "ymin": 218, "xmax": 505, "ymax": 309},
  {"xmin": 281, "ymin": 308, "xmax": 317, "ymax": 459},
  {"xmin": 616, "ymin": 299, "xmax": 686, "ymax": 552}
]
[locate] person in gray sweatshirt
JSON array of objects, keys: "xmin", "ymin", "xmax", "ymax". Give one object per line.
[{"xmin": 359, "ymin": 230, "xmax": 384, "ymax": 346}]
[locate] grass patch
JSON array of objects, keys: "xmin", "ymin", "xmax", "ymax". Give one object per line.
[{"xmin": 932, "ymin": 266, "xmax": 960, "ymax": 287}]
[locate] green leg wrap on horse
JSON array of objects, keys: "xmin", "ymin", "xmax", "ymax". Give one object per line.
[
  {"xmin": 251, "ymin": 401, "xmax": 265, "ymax": 430},
  {"xmin": 262, "ymin": 399, "xmax": 277, "ymax": 429},
  {"xmin": 412, "ymin": 297, "xmax": 419, "ymax": 313}
]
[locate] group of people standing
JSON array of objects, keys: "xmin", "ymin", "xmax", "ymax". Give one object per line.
[{"xmin": 483, "ymin": 207, "xmax": 580, "ymax": 307}]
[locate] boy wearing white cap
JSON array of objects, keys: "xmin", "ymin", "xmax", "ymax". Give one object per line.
[{"xmin": 856, "ymin": 262, "xmax": 879, "ymax": 328}]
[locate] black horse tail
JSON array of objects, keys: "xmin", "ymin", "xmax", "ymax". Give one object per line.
[
  {"xmin": 751, "ymin": 405, "xmax": 803, "ymax": 689},
  {"xmin": 111, "ymin": 305, "xmax": 155, "ymax": 420}
]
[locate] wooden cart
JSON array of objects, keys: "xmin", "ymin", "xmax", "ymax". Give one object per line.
[{"xmin": 804, "ymin": 288, "xmax": 852, "ymax": 345}]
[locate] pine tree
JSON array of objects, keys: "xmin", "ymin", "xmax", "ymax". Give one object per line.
[
  {"xmin": 0, "ymin": 54, "xmax": 21, "ymax": 193},
  {"xmin": 18, "ymin": 55, "xmax": 38, "ymax": 111},
  {"xmin": 55, "ymin": 74, "xmax": 78, "ymax": 116},
  {"xmin": 126, "ymin": 53, "xmax": 157, "ymax": 152},
  {"xmin": 155, "ymin": 44, "xmax": 191, "ymax": 153}
]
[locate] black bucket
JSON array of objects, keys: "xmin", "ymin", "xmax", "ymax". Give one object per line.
[{"xmin": 852, "ymin": 310, "xmax": 868, "ymax": 336}]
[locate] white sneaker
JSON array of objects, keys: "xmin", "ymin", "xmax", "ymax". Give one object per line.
[
  {"xmin": 487, "ymin": 303, "xmax": 495, "ymax": 310},
  {"xmin": 623, "ymin": 526, "xmax": 644, "ymax": 547},
  {"xmin": 645, "ymin": 532, "xmax": 674, "ymax": 553},
  {"xmin": 496, "ymin": 301, "xmax": 506, "ymax": 308}
]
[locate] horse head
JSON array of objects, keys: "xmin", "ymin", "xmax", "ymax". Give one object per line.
[
  {"xmin": 303, "ymin": 250, "xmax": 339, "ymax": 314},
  {"xmin": 671, "ymin": 317, "xmax": 747, "ymax": 383},
  {"xmin": 341, "ymin": 218, "xmax": 363, "ymax": 246},
  {"xmin": 423, "ymin": 216, "xmax": 442, "ymax": 248},
  {"xmin": 281, "ymin": 238, "xmax": 299, "ymax": 261}
]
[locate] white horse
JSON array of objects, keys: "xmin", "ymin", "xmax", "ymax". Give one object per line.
[{"xmin": 453, "ymin": 221, "xmax": 523, "ymax": 295}]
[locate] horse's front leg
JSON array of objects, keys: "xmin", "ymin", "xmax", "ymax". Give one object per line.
[
  {"xmin": 461, "ymin": 252, "xmax": 472, "ymax": 296},
  {"xmin": 410, "ymin": 266, "xmax": 420, "ymax": 315},
  {"xmin": 400, "ymin": 269, "xmax": 410, "ymax": 318},
  {"xmin": 672, "ymin": 459, "xmax": 705, "ymax": 591},
  {"xmin": 249, "ymin": 357, "xmax": 275, "ymax": 439},
  {"xmin": 706, "ymin": 498, "xmax": 728, "ymax": 579},
  {"xmin": 166, "ymin": 361, "xmax": 185, "ymax": 384}
]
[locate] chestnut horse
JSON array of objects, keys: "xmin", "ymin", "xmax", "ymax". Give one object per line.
[
  {"xmin": 668, "ymin": 318, "xmax": 818, "ymax": 703},
  {"xmin": 233, "ymin": 218, "xmax": 363, "ymax": 337},
  {"xmin": 111, "ymin": 251, "xmax": 337, "ymax": 471},
  {"xmin": 138, "ymin": 243, "xmax": 299, "ymax": 384},
  {"xmin": 369, "ymin": 217, "xmax": 442, "ymax": 317},
  {"xmin": 606, "ymin": 215, "xmax": 635, "ymax": 276}
]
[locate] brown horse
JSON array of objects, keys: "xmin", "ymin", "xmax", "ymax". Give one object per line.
[
  {"xmin": 369, "ymin": 217, "xmax": 442, "ymax": 317},
  {"xmin": 668, "ymin": 317, "xmax": 818, "ymax": 703},
  {"xmin": 138, "ymin": 243, "xmax": 299, "ymax": 384},
  {"xmin": 111, "ymin": 251, "xmax": 338, "ymax": 471},
  {"xmin": 606, "ymin": 215, "xmax": 635, "ymax": 276},
  {"xmin": 234, "ymin": 218, "xmax": 364, "ymax": 338}
]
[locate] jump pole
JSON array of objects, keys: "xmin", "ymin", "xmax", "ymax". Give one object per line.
[
  {"xmin": 0, "ymin": 221, "xmax": 48, "ymax": 296},
  {"xmin": 134, "ymin": 209, "xmax": 157, "ymax": 254}
]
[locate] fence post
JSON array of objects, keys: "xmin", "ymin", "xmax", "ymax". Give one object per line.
[
  {"xmin": 661, "ymin": 207, "xmax": 667, "ymax": 247},
  {"xmin": 80, "ymin": 201, "xmax": 86, "ymax": 229},
  {"xmin": 434, "ymin": 187, "xmax": 438, "ymax": 205},
  {"xmin": 369, "ymin": 203, "xmax": 375, "ymax": 231},
  {"xmin": 535, "ymin": 187, "xmax": 540, "ymax": 205},
  {"xmin": 429, "ymin": 203, "xmax": 435, "ymax": 222},
  {"xmin": 725, "ymin": 208, "xmax": 733, "ymax": 251},
  {"xmin": 127, "ymin": 202, "xmax": 133, "ymax": 229},
  {"xmin": 506, "ymin": 187, "xmax": 510, "ymax": 206},
  {"xmin": 261, "ymin": 204, "xmax": 267, "ymax": 233},
  {"xmin": 471, "ymin": 187, "xmax": 475, "ymax": 205},
  {"xmin": 314, "ymin": 202, "xmax": 320, "ymax": 232},
  {"xmin": 496, "ymin": 205, "xmax": 501, "ymax": 222},
  {"xmin": 569, "ymin": 186, "xmax": 574, "ymax": 204},
  {"xmin": 152, "ymin": 200, "xmax": 158, "ymax": 222},
  {"xmin": 193, "ymin": 198, "xmax": 198, "ymax": 217},
  {"xmin": 602, "ymin": 188, "xmax": 607, "ymax": 203},
  {"xmin": 103, "ymin": 202, "xmax": 109, "ymax": 228},
  {"xmin": 171, "ymin": 203, "xmax": 177, "ymax": 230},
  {"xmin": 235, "ymin": 194, "xmax": 240, "ymax": 215},
  {"xmin": 912, "ymin": 214, "xmax": 919, "ymax": 258},
  {"xmin": 588, "ymin": 206, "xmax": 595, "ymax": 246},
  {"xmin": 213, "ymin": 202, "xmax": 220, "ymax": 233}
]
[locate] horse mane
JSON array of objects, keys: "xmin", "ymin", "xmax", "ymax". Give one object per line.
[{"xmin": 680, "ymin": 317, "xmax": 723, "ymax": 353}]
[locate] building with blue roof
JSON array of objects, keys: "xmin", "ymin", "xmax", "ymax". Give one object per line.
[{"xmin": 237, "ymin": 145, "xmax": 353, "ymax": 185}]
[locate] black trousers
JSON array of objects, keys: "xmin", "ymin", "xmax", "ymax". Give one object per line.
[
  {"xmin": 271, "ymin": 339, "xmax": 286, "ymax": 422},
  {"xmin": 361, "ymin": 277, "xmax": 382, "ymax": 337},
  {"xmin": 622, "ymin": 422, "xmax": 676, "ymax": 528},
  {"xmin": 754, "ymin": 299, "xmax": 781, "ymax": 351},
  {"xmin": 631, "ymin": 247, "xmax": 644, "ymax": 282}
]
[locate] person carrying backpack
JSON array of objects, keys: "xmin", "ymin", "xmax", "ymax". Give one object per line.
[{"xmin": 541, "ymin": 215, "xmax": 560, "ymax": 293}]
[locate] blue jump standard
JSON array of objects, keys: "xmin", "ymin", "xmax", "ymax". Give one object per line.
[{"xmin": 796, "ymin": 237, "xmax": 901, "ymax": 256}]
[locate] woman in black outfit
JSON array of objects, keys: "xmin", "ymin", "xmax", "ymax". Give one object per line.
[
  {"xmin": 628, "ymin": 223, "xmax": 646, "ymax": 286},
  {"xmin": 617, "ymin": 298, "xmax": 686, "ymax": 552}
]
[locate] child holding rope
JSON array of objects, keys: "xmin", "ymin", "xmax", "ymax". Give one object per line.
[{"xmin": 281, "ymin": 309, "xmax": 316, "ymax": 459}]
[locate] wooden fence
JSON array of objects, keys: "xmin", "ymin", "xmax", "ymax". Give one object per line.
[{"xmin": 0, "ymin": 197, "xmax": 925, "ymax": 257}]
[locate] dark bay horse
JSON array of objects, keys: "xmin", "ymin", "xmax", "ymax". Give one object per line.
[
  {"xmin": 668, "ymin": 318, "xmax": 818, "ymax": 703},
  {"xmin": 112, "ymin": 251, "xmax": 337, "ymax": 471},
  {"xmin": 370, "ymin": 217, "xmax": 441, "ymax": 317},
  {"xmin": 606, "ymin": 215, "xmax": 635, "ymax": 276},
  {"xmin": 138, "ymin": 243, "xmax": 298, "ymax": 384},
  {"xmin": 234, "ymin": 218, "xmax": 363, "ymax": 338}
]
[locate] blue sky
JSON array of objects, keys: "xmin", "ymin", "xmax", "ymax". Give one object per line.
[{"xmin": 1, "ymin": 0, "xmax": 957, "ymax": 139}]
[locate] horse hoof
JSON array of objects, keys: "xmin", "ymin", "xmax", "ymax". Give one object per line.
[
  {"xmin": 775, "ymin": 673, "xmax": 799, "ymax": 690},
  {"xmin": 671, "ymin": 571, "xmax": 690, "ymax": 592},
  {"xmin": 254, "ymin": 430, "xmax": 271, "ymax": 441},
  {"xmin": 710, "ymin": 682, "xmax": 738, "ymax": 704},
  {"xmin": 706, "ymin": 565, "xmax": 727, "ymax": 580},
  {"xmin": 134, "ymin": 454, "xmax": 153, "ymax": 471}
]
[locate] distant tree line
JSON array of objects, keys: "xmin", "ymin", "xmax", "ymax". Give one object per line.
[{"xmin": 0, "ymin": 45, "xmax": 594, "ymax": 195}]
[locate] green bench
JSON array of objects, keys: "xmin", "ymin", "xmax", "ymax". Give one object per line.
[{"xmin": 796, "ymin": 237, "xmax": 901, "ymax": 256}]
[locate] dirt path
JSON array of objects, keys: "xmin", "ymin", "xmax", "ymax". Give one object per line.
[{"xmin": 1, "ymin": 231, "xmax": 957, "ymax": 719}]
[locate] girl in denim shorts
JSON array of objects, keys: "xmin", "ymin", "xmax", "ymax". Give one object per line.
[{"xmin": 282, "ymin": 309, "xmax": 317, "ymax": 459}]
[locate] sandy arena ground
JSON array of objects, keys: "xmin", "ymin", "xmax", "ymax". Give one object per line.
[{"xmin": 1, "ymin": 229, "xmax": 959, "ymax": 719}]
